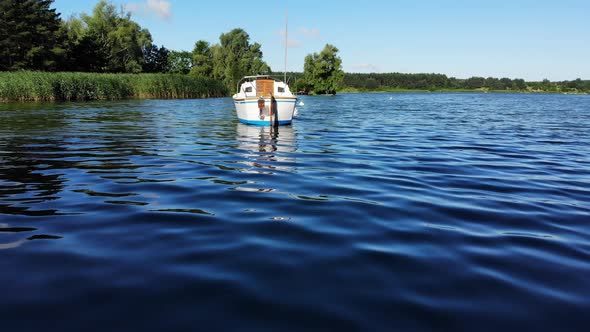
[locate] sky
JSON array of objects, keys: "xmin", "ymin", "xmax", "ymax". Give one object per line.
[{"xmin": 52, "ymin": 0, "xmax": 590, "ymax": 81}]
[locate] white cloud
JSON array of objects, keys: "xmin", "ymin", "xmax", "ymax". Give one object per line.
[
  {"xmin": 298, "ymin": 27, "xmax": 320, "ymax": 38},
  {"xmin": 125, "ymin": 0, "xmax": 171, "ymax": 20},
  {"xmin": 276, "ymin": 27, "xmax": 320, "ymax": 48},
  {"xmin": 286, "ymin": 39, "xmax": 302, "ymax": 48},
  {"xmin": 351, "ymin": 63, "xmax": 381, "ymax": 72},
  {"xmin": 147, "ymin": 0, "xmax": 171, "ymax": 19},
  {"xmin": 278, "ymin": 30, "xmax": 302, "ymax": 48},
  {"xmin": 125, "ymin": 3, "xmax": 141, "ymax": 13}
]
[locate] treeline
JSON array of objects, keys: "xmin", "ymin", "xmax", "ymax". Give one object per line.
[
  {"xmin": 343, "ymin": 73, "xmax": 590, "ymax": 93},
  {"xmin": 3, "ymin": 0, "xmax": 586, "ymax": 100},
  {"xmin": 0, "ymin": 0, "xmax": 270, "ymax": 93},
  {"xmin": 1, "ymin": 0, "xmax": 155, "ymax": 73}
]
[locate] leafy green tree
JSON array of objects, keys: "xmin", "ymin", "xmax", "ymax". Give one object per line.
[
  {"xmin": 449, "ymin": 77, "xmax": 462, "ymax": 89},
  {"xmin": 168, "ymin": 51, "xmax": 193, "ymax": 74},
  {"xmin": 238, "ymin": 42, "xmax": 269, "ymax": 77},
  {"xmin": 211, "ymin": 28, "xmax": 270, "ymax": 90},
  {"xmin": 142, "ymin": 44, "xmax": 170, "ymax": 73},
  {"xmin": 63, "ymin": 20, "xmax": 107, "ymax": 71},
  {"xmin": 464, "ymin": 76, "xmax": 486, "ymax": 89},
  {"xmin": 512, "ymin": 78, "xmax": 527, "ymax": 90},
  {"xmin": 365, "ymin": 78, "xmax": 379, "ymax": 90},
  {"xmin": 302, "ymin": 44, "xmax": 344, "ymax": 94},
  {"xmin": 109, "ymin": 18, "xmax": 152, "ymax": 73},
  {"xmin": 190, "ymin": 40, "xmax": 213, "ymax": 77},
  {"xmin": 566, "ymin": 78, "xmax": 584, "ymax": 91},
  {"xmin": 500, "ymin": 78, "xmax": 513, "ymax": 90},
  {"xmin": 539, "ymin": 78, "xmax": 560, "ymax": 92},
  {"xmin": 0, "ymin": 0, "xmax": 65, "ymax": 70},
  {"xmin": 62, "ymin": 0, "xmax": 152, "ymax": 73},
  {"xmin": 484, "ymin": 77, "xmax": 503, "ymax": 90}
]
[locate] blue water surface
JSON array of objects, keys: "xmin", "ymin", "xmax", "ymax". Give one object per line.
[{"xmin": 1, "ymin": 93, "xmax": 589, "ymax": 331}]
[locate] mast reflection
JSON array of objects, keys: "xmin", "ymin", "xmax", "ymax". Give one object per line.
[{"xmin": 235, "ymin": 123, "xmax": 297, "ymax": 173}]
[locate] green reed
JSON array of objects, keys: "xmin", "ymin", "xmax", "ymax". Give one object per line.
[{"xmin": 0, "ymin": 72, "xmax": 228, "ymax": 102}]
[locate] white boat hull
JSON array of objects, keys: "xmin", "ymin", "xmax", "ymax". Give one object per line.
[{"xmin": 233, "ymin": 97, "xmax": 296, "ymax": 126}]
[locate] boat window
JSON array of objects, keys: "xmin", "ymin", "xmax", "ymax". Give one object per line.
[
  {"xmin": 244, "ymin": 87, "xmax": 252, "ymax": 93},
  {"xmin": 277, "ymin": 87, "xmax": 285, "ymax": 93}
]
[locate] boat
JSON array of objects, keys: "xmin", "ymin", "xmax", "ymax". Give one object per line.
[
  {"xmin": 233, "ymin": 11, "xmax": 297, "ymax": 126},
  {"xmin": 233, "ymin": 75, "xmax": 297, "ymax": 126}
]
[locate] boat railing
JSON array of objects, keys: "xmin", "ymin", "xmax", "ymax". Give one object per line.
[{"xmin": 235, "ymin": 75, "xmax": 294, "ymax": 94}]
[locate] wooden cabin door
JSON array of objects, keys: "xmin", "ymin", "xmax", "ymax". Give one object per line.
[{"xmin": 256, "ymin": 79, "xmax": 274, "ymax": 98}]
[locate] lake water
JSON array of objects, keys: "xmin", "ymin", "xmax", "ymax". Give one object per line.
[{"xmin": 1, "ymin": 93, "xmax": 589, "ymax": 331}]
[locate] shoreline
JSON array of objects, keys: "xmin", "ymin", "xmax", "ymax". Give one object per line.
[
  {"xmin": 0, "ymin": 72, "xmax": 227, "ymax": 103},
  {"xmin": 3, "ymin": 90, "xmax": 587, "ymax": 103},
  {"xmin": 1, "ymin": 71, "xmax": 587, "ymax": 103},
  {"xmin": 337, "ymin": 88, "xmax": 589, "ymax": 95}
]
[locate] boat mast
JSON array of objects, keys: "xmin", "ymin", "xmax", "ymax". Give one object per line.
[{"xmin": 284, "ymin": 9, "xmax": 288, "ymax": 83}]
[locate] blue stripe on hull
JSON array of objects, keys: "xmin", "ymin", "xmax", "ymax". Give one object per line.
[
  {"xmin": 234, "ymin": 100, "xmax": 297, "ymax": 105},
  {"xmin": 239, "ymin": 119, "xmax": 292, "ymax": 126}
]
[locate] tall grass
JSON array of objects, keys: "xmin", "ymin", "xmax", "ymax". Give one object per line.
[{"xmin": 0, "ymin": 72, "xmax": 228, "ymax": 102}]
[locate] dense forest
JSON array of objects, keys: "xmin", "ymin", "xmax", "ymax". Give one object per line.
[
  {"xmin": 282, "ymin": 72, "xmax": 590, "ymax": 94},
  {"xmin": 0, "ymin": 0, "xmax": 270, "ymax": 88},
  {"xmin": 277, "ymin": 72, "xmax": 589, "ymax": 94},
  {"xmin": 1, "ymin": 0, "xmax": 588, "ymax": 99},
  {"xmin": 0, "ymin": 0, "xmax": 272, "ymax": 100},
  {"xmin": 342, "ymin": 73, "xmax": 590, "ymax": 93}
]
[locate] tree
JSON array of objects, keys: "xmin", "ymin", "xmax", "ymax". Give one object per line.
[
  {"xmin": 365, "ymin": 78, "xmax": 379, "ymax": 90},
  {"xmin": 62, "ymin": 16, "xmax": 108, "ymax": 72},
  {"xmin": 539, "ymin": 78, "xmax": 559, "ymax": 92},
  {"xmin": 107, "ymin": 17, "xmax": 152, "ymax": 73},
  {"xmin": 302, "ymin": 44, "xmax": 344, "ymax": 94},
  {"xmin": 168, "ymin": 51, "xmax": 192, "ymax": 74},
  {"xmin": 464, "ymin": 76, "xmax": 485, "ymax": 89},
  {"xmin": 190, "ymin": 40, "xmax": 213, "ymax": 77},
  {"xmin": 500, "ymin": 78, "xmax": 513, "ymax": 90},
  {"xmin": 63, "ymin": 0, "xmax": 152, "ymax": 73},
  {"xmin": 566, "ymin": 78, "xmax": 584, "ymax": 91},
  {"xmin": 142, "ymin": 44, "xmax": 170, "ymax": 73},
  {"xmin": 211, "ymin": 28, "xmax": 270, "ymax": 90},
  {"xmin": 484, "ymin": 77, "xmax": 503, "ymax": 90},
  {"xmin": 512, "ymin": 78, "xmax": 527, "ymax": 90},
  {"xmin": 0, "ymin": 0, "xmax": 65, "ymax": 70}
]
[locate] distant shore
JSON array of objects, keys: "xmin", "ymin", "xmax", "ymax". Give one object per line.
[
  {"xmin": 338, "ymin": 87, "xmax": 589, "ymax": 95},
  {"xmin": 283, "ymin": 72, "xmax": 590, "ymax": 96},
  {"xmin": 2, "ymin": 71, "xmax": 588, "ymax": 103}
]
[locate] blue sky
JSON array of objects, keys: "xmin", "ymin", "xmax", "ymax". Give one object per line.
[{"xmin": 52, "ymin": 0, "xmax": 590, "ymax": 80}]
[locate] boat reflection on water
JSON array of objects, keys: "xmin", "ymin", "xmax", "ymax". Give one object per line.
[{"xmin": 235, "ymin": 123, "xmax": 297, "ymax": 173}]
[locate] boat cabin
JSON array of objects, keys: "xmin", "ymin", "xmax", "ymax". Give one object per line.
[{"xmin": 236, "ymin": 76, "xmax": 293, "ymax": 99}]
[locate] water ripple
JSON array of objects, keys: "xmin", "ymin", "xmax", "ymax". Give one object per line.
[{"xmin": 1, "ymin": 94, "xmax": 590, "ymax": 330}]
